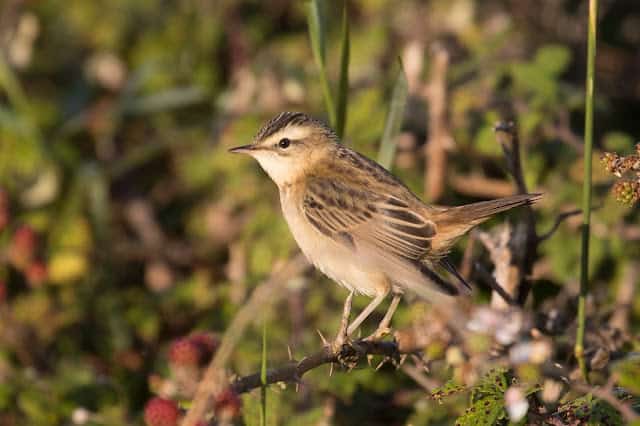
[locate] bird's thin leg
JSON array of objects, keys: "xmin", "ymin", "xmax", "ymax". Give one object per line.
[
  {"xmin": 367, "ymin": 293, "xmax": 401, "ymax": 340},
  {"xmin": 347, "ymin": 290, "xmax": 388, "ymax": 336},
  {"xmin": 333, "ymin": 291, "xmax": 354, "ymax": 348}
]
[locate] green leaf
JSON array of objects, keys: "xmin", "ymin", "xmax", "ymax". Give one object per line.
[
  {"xmin": 614, "ymin": 357, "xmax": 640, "ymax": 395},
  {"xmin": 471, "ymin": 368, "xmax": 509, "ymax": 401},
  {"xmin": 335, "ymin": 1, "xmax": 350, "ymax": 139},
  {"xmin": 0, "ymin": 55, "xmax": 31, "ymax": 115},
  {"xmin": 377, "ymin": 61, "xmax": 408, "ymax": 170},
  {"xmin": 430, "ymin": 380, "xmax": 468, "ymax": 403},
  {"xmin": 307, "ymin": 0, "xmax": 336, "ymax": 127},
  {"xmin": 534, "ymin": 44, "xmax": 572, "ymax": 76},
  {"xmin": 603, "ymin": 131, "xmax": 634, "ymax": 152},
  {"xmin": 455, "ymin": 396, "xmax": 506, "ymax": 426},
  {"xmin": 455, "ymin": 368, "xmax": 510, "ymax": 426},
  {"xmin": 557, "ymin": 394, "xmax": 624, "ymax": 426}
]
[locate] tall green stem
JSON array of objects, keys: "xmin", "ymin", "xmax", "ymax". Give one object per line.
[
  {"xmin": 260, "ymin": 318, "xmax": 267, "ymax": 426},
  {"xmin": 575, "ymin": 0, "xmax": 598, "ymax": 383},
  {"xmin": 307, "ymin": 0, "xmax": 336, "ymax": 127}
]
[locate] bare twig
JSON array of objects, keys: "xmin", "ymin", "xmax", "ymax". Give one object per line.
[
  {"xmin": 181, "ymin": 254, "xmax": 308, "ymax": 426},
  {"xmin": 401, "ymin": 363, "xmax": 440, "ymax": 392},
  {"xmin": 449, "ymin": 173, "xmax": 516, "ymax": 198},
  {"xmin": 424, "ymin": 44, "xmax": 452, "ymax": 202},
  {"xmin": 543, "ymin": 110, "xmax": 584, "ymax": 153},
  {"xmin": 537, "ymin": 209, "xmax": 582, "ymax": 242},
  {"xmin": 124, "ymin": 198, "xmax": 166, "ymax": 249},
  {"xmin": 495, "ymin": 122, "xmax": 527, "ymax": 195}
]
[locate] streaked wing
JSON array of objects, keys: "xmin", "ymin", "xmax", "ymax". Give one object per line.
[{"xmin": 302, "ymin": 177, "xmax": 436, "ymax": 262}]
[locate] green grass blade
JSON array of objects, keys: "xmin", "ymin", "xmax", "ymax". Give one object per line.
[
  {"xmin": 0, "ymin": 56, "xmax": 30, "ymax": 115},
  {"xmin": 575, "ymin": 0, "xmax": 598, "ymax": 383},
  {"xmin": 260, "ymin": 319, "xmax": 267, "ymax": 426},
  {"xmin": 377, "ymin": 61, "xmax": 408, "ymax": 170},
  {"xmin": 307, "ymin": 0, "xmax": 336, "ymax": 127},
  {"xmin": 335, "ymin": 1, "xmax": 350, "ymax": 139}
]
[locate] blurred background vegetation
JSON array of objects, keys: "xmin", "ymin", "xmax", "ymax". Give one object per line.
[{"xmin": 1, "ymin": 0, "xmax": 639, "ymax": 425}]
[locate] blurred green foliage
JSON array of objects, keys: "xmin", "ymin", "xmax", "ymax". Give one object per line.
[{"xmin": 1, "ymin": 0, "xmax": 639, "ymax": 425}]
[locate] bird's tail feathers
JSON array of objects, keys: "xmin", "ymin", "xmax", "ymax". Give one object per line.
[
  {"xmin": 438, "ymin": 193, "xmax": 541, "ymax": 227},
  {"xmin": 430, "ymin": 193, "xmax": 541, "ymax": 255}
]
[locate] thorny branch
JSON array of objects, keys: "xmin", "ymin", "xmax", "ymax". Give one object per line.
[{"xmin": 231, "ymin": 339, "xmax": 407, "ymax": 394}]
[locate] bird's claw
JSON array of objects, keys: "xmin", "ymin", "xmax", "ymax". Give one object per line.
[
  {"xmin": 335, "ymin": 339, "xmax": 364, "ymax": 370},
  {"xmin": 365, "ymin": 326, "xmax": 393, "ymax": 341}
]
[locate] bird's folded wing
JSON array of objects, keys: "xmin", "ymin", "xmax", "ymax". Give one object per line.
[
  {"xmin": 302, "ymin": 176, "xmax": 470, "ymax": 297},
  {"xmin": 302, "ymin": 177, "xmax": 436, "ymax": 261}
]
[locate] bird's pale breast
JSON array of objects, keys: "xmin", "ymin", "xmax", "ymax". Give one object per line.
[{"xmin": 279, "ymin": 186, "xmax": 389, "ymax": 297}]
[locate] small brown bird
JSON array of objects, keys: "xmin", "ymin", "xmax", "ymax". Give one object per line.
[{"xmin": 230, "ymin": 112, "xmax": 539, "ymax": 343}]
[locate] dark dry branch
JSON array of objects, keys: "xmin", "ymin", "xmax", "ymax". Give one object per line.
[
  {"xmin": 231, "ymin": 339, "xmax": 404, "ymax": 394},
  {"xmin": 537, "ymin": 209, "xmax": 582, "ymax": 242},
  {"xmin": 473, "ymin": 261, "xmax": 517, "ymax": 306},
  {"xmin": 493, "ymin": 122, "xmax": 539, "ymax": 306}
]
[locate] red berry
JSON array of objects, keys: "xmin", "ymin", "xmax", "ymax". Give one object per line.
[
  {"xmin": 25, "ymin": 261, "xmax": 47, "ymax": 286},
  {"xmin": 168, "ymin": 338, "xmax": 201, "ymax": 367},
  {"xmin": 144, "ymin": 397, "xmax": 180, "ymax": 426},
  {"xmin": 9, "ymin": 225, "xmax": 37, "ymax": 269},
  {"xmin": 0, "ymin": 281, "xmax": 6, "ymax": 302},
  {"xmin": 0, "ymin": 188, "xmax": 8, "ymax": 232},
  {"xmin": 189, "ymin": 333, "xmax": 218, "ymax": 362},
  {"xmin": 214, "ymin": 388, "xmax": 241, "ymax": 419}
]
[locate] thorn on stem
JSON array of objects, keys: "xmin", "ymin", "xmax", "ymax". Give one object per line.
[{"xmin": 317, "ymin": 329, "xmax": 328, "ymax": 346}]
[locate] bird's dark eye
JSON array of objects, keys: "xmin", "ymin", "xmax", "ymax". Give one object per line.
[{"xmin": 278, "ymin": 138, "xmax": 291, "ymax": 149}]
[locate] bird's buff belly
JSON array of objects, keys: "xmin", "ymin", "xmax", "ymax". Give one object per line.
[{"xmin": 281, "ymin": 200, "xmax": 388, "ymax": 297}]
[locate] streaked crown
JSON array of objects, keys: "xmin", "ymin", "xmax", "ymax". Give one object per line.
[{"xmin": 253, "ymin": 112, "xmax": 337, "ymax": 145}]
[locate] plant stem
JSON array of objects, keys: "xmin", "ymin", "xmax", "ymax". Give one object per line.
[
  {"xmin": 260, "ymin": 317, "xmax": 267, "ymax": 426},
  {"xmin": 377, "ymin": 61, "xmax": 408, "ymax": 170},
  {"xmin": 335, "ymin": 1, "xmax": 349, "ymax": 139},
  {"xmin": 576, "ymin": 0, "xmax": 598, "ymax": 383},
  {"xmin": 307, "ymin": 0, "xmax": 336, "ymax": 127}
]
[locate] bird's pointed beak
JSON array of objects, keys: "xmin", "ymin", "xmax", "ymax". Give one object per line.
[{"xmin": 228, "ymin": 144, "xmax": 255, "ymax": 154}]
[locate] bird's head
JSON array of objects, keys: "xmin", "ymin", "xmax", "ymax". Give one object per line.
[{"xmin": 229, "ymin": 112, "xmax": 337, "ymax": 187}]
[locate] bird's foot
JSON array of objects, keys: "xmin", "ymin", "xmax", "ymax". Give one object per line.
[
  {"xmin": 334, "ymin": 339, "xmax": 365, "ymax": 370},
  {"xmin": 365, "ymin": 294, "xmax": 401, "ymax": 341},
  {"xmin": 365, "ymin": 325, "xmax": 393, "ymax": 342},
  {"xmin": 332, "ymin": 291, "xmax": 354, "ymax": 353},
  {"xmin": 331, "ymin": 326, "xmax": 351, "ymax": 354}
]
